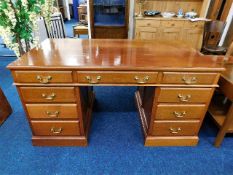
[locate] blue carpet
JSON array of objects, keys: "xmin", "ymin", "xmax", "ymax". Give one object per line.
[{"xmin": 0, "ymin": 20, "xmax": 233, "ymax": 175}]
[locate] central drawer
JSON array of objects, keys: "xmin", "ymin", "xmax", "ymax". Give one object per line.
[
  {"xmin": 20, "ymin": 87, "xmax": 76, "ymax": 103},
  {"xmin": 151, "ymin": 121, "xmax": 200, "ymax": 136},
  {"xmin": 158, "ymin": 88, "xmax": 213, "ymax": 103},
  {"xmin": 26, "ymin": 104, "xmax": 78, "ymax": 119},
  {"xmin": 31, "ymin": 121, "xmax": 81, "ymax": 136},
  {"xmin": 77, "ymin": 71, "xmax": 158, "ymax": 84}
]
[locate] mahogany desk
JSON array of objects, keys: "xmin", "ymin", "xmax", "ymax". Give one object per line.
[{"xmin": 7, "ymin": 39, "xmax": 224, "ymax": 146}]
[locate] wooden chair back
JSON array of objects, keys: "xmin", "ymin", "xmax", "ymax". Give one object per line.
[
  {"xmin": 47, "ymin": 13, "xmax": 66, "ymax": 38},
  {"xmin": 203, "ymin": 20, "xmax": 226, "ymax": 47}
]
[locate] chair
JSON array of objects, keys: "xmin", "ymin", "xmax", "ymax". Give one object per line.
[
  {"xmin": 0, "ymin": 87, "xmax": 12, "ymax": 125},
  {"xmin": 47, "ymin": 13, "xmax": 66, "ymax": 38},
  {"xmin": 201, "ymin": 20, "xmax": 227, "ymax": 55}
]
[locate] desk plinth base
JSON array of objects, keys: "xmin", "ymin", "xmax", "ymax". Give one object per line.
[
  {"xmin": 135, "ymin": 90, "xmax": 199, "ymax": 147},
  {"xmin": 32, "ymin": 90, "xmax": 95, "ymax": 147},
  {"xmin": 144, "ymin": 136, "xmax": 199, "ymax": 146},
  {"xmin": 32, "ymin": 136, "xmax": 88, "ymax": 146}
]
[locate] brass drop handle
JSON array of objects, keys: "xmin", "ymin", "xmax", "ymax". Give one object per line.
[
  {"xmin": 171, "ymin": 23, "xmax": 175, "ymax": 26},
  {"xmin": 134, "ymin": 76, "xmax": 150, "ymax": 84},
  {"xmin": 36, "ymin": 75, "xmax": 52, "ymax": 84},
  {"xmin": 85, "ymin": 76, "xmax": 101, "ymax": 84},
  {"xmin": 182, "ymin": 76, "xmax": 197, "ymax": 84},
  {"xmin": 41, "ymin": 93, "xmax": 56, "ymax": 100},
  {"xmin": 46, "ymin": 111, "xmax": 60, "ymax": 118},
  {"xmin": 169, "ymin": 127, "xmax": 181, "ymax": 134},
  {"xmin": 51, "ymin": 127, "xmax": 63, "ymax": 134},
  {"xmin": 178, "ymin": 94, "xmax": 191, "ymax": 102},
  {"xmin": 173, "ymin": 111, "xmax": 186, "ymax": 118}
]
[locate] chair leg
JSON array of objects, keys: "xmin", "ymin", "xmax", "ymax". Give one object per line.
[{"xmin": 214, "ymin": 104, "xmax": 233, "ymax": 147}]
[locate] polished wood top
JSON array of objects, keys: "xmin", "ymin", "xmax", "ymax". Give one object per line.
[{"xmin": 8, "ymin": 39, "xmax": 225, "ymax": 71}]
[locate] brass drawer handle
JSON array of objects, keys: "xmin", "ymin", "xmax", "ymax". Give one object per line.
[
  {"xmin": 51, "ymin": 127, "xmax": 63, "ymax": 134},
  {"xmin": 85, "ymin": 76, "xmax": 101, "ymax": 84},
  {"xmin": 36, "ymin": 75, "xmax": 52, "ymax": 84},
  {"xmin": 134, "ymin": 76, "xmax": 150, "ymax": 84},
  {"xmin": 182, "ymin": 76, "xmax": 197, "ymax": 84},
  {"xmin": 46, "ymin": 111, "xmax": 60, "ymax": 118},
  {"xmin": 169, "ymin": 127, "xmax": 181, "ymax": 134},
  {"xmin": 171, "ymin": 23, "xmax": 175, "ymax": 26},
  {"xmin": 41, "ymin": 93, "xmax": 56, "ymax": 100},
  {"xmin": 178, "ymin": 94, "xmax": 191, "ymax": 102},
  {"xmin": 173, "ymin": 111, "xmax": 186, "ymax": 118}
]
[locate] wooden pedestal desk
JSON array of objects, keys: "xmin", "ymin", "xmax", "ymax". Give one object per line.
[{"xmin": 7, "ymin": 39, "xmax": 224, "ymax": 146}]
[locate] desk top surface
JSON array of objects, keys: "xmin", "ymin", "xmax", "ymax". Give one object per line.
[{"xmin": 8, "ymin": 39, "xmax": 225, "ymax": 72}]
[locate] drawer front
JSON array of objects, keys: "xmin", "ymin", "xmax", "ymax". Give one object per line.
[
  {"xmin": 158, "ymin": 88, "xmax": 213, "ymax": 103},
  {"xmin": 137, "ymin": 27, "xmax": 158, "ymax": 32},
  {"xmin": 136, "ymin": 20, "xmax": 160, "ymax": 28},
  {"xmin": 161, "ymin": 21, "xmax": 184, "ymax": 28},
  {"xmin": 155, "ymin": 104, "xmax": 206, "ymax": 120},
  {"xmin": 184, "ymin": 21, "xmax": 204, "ymax": 28},
  {"xmin": 31, "ymin": 121, "xmax": 80, "ymax": 136},
  {"xmin": 20, "ymin": 87, "xmax": 76, "ymax": 103},
  {"xmin": 77, "ymin": 71, "xmax": 158, "ymax": 84},
  {"xmin": 151, "ymin": 121, "xmax": 200, "ymax": 136},
  {"xmin": 26, "ymin": 104, "xmax": 78, "ymax": 119},
  {"xmin": 162, "ymin": 72, "xmax": 218, "ymax": 85},
  {"xmin": 14, "ymin": 71, "xmax": 73, "ymax": 84}
]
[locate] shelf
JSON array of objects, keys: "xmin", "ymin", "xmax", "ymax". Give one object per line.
[{"xmin": 208, "ymin": 95, "xmax": 233, "ymax": 132}]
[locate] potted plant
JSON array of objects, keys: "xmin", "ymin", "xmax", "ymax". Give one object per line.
[{"xmin": 0, "ymin": 0, "xmax": 55, "ymax": 57}]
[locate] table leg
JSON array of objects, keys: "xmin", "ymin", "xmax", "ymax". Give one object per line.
[{"xmin": 214, "ymin": 103, "xmax": 233, "ymax": 147}]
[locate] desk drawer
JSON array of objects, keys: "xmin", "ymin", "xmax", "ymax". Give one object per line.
[
  {"xmin": 158, "ymin": 88, "xmax": 213, "ymax": 103},
  {"xmin": 20, "ymin": 87, "xmax": 76, "ymax": 103},
  {"xmin": 136, "ymin": 20, "xmax": 160, "ymax": 28},
  {"xmin": 161, "ymin": 21, "xmax": 184, "ymax": 28},
  {"xmin": 184, "ymin": 21, "xmax": 204, "ymax": 28},
  {"xmin": 151, "ymin": 121, "xmax": 200, "ymax": 136},
  {"xmin": 26, "ymin": 104, "xmax": 78, "ymax": 119},
  {"xmin": 14, "ymin": 71, "xmax": 73, "ymax": 84},
  {"xmin": 31, "ymin": 121, "xmax": 80, "ymax": 136},
  {"xmin": 155, "ymin": 104, "xmax": 206, "ymax": 120},
  {"xmin": 77, "ymin": 71, "xmax": 158, "ymax": 84},
  {"xmin": 162, "ymin": 72, "xmax": 218, "ymax": 85}
]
